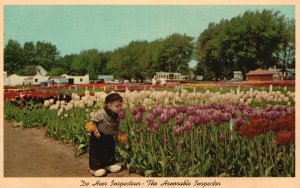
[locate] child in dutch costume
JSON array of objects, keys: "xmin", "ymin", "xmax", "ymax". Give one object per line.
[{"xmin": 88, "ymin": 93, "xmax": 124, "ymax": 177}]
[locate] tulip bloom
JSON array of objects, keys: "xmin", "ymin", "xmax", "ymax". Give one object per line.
[
  {"xmin": 160, "ymin": 113, "xmax": 169, "ymax": 123},
  {"xmin": 221, "ymin": 113, "xmax": 231, "ymax": 122},
  {"xmin": 118, "ymin": 111, "xmax": 126, "ymax": 120},
  {"xmin": 138, "ymin": 105, "xmax": 146, "ymax": 113},
  {"xmin": 184, "ymin": 121, "xmax": 193, "ymax": 132},
  {"xmin": 187, "ymin": 106, "xmax": 195, "ymax": 116},
  {"xmin": 44, "ymin": 100, "xmax": 50, "ymax": 107},
  {"xmin": 175, "ymin": 113, "xmax": 184, "ymax": 124},
  {"xmin": 85, "ymin": 121, "xmax": 96, "ymax": 132},
  {"xmin": 134, "ymin": 112, "xmax": 143, "ymax": 123},
  {"xmin": 132, "ymin": 106, "xmax": 139, "ymax": 115},
  {"xmin": 133, "ymin": 138, "xmax": 138, "ymax": 145},
  {"xmin": 212, "ymin": 111, "xmax": 222, "ymax": 126},
  {"xmin": 219, "ymin": 134, "xmax": 225, "ymax": 142},
  {"xmin": 168, "ymin": 108, "xmax": 177, "ymax": 117},
  {"xmin": 188, "ymin": 115, "xmax": 195, "ymax": 124},
  {"xmin": 153, "ymin": 123, "xmax": 159, "ymax": 131},
  {"xmin": 146, "ymin": 114, "xmax": 155, "ymax": 125},
  {"xmin": 272, "ymin": 132, "xmax": 293, "ymax": 146},
  {"xmin": 234, "ymin": 118, "xmax": 245, "ymax": 129},
  {"xmin": 239, "ymin": 124, "xmax": 257, "ymax": 138},
  {"xmin": 249, "ymin": 118, "xmax": 269, "ymax": 135},
  {"xmin": 271, "ymin": 113, "xmax": 295, "ymax": 132},
  {"xmin": 146, "ymin": 127, "xmax": 152, "ymax": 133},
  {"xmin": 118, "ymin": 133, "xmax": 128, "ymax": 143}
]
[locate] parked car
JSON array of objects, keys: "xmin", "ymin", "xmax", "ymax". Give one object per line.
[
  {"xmin": 39, "ymin": 82, "xmax": 48, "ymax": 87},
  {"xmin": 284, "ymin": 75, "xmax": 295, "ymax": 80},
  {"xmin": 93, "ymin": 79, "xmax": 105, "ymax": 84},
  {"xmin": 230, "ymin": 78, "xmax": 243, "ymax": 82}
]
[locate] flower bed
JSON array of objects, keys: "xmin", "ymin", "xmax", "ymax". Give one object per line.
[{"xmin": 4, "ymin": 88, "xmax": 295, "ymax": 176}]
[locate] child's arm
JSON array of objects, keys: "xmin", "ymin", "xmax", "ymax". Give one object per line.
[
  {"xmin": 93, "ymin": 128, "xmax": 101, "ymax": 138},
  {"xmin": 91, "ymin": 110, "xmax": 105, "ymax": 138}
]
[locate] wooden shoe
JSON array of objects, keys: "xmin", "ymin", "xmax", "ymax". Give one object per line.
[
  {"xmin": 90, "ymin": 169, "xmax": 106, "ymax": 177},
  {"xmin": 105, "ymin": 164, "xmax": 121, "ymax": 173}
]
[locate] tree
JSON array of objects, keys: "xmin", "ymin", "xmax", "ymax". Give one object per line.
[
  {"xmin": 158, "ymin": 33, "xmax": 193, "ymax": 74},
  {"xmin": 107, "ymin": 41, "xmax": 150, "ymax": 81},
  {"xmin": 23, "ymin": 42, "xmax": 36, "ymax": 66},
  {"xmin": 195, "ymin": 10, "xmax": 295, "ymax": 80},
  {"xmin": 70, "ymin": 54, "xmax": 87, "ymax": 76},
  {"xmin": 35, "ymin": 41, "xmax": 59, "ymax": 70},
  {"xmin": 47, "ymin": 67, "xmax": 65, "ymax": 76},
  {"xmin": 80, "ymin": 49, "xmax": 101, "ymax": 79},
  {"xmin": 273, "ymin": 18, "xmax": 295, "ymax": 73},
  {"xmin": 56, "ymin": 54, "xmax": 75, "ymax": 74},
  {"xmin": 16, "ymin": 66, "xmax": 37, "ymax": 76},
  {"xmin": 4, "ymin": 39, "xmax": 24, "ymax": 75}
]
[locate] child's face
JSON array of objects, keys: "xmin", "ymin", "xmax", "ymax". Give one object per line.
[{"xmin": 107, "ymin": 100, "xmax": 123, "ymax": 114}]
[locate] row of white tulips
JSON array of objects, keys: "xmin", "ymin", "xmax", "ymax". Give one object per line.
[{"xmin": 43, "ymin": 89, "xmax": 295, "ymax": 117}]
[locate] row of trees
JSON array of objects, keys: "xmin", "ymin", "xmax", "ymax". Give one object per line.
[
  {"xmin": 195, "ymin": 10, "xmax": 295, "ymax": 80},
  {"xmin": 4, "ymin": 9, "xmax": 295, "ymax": 81},
  {"xmin": 4, "ymin": 34, "xmax": 193, "ymax": 81},
  {"xmin": 4, "ymin": 40, "xmax": 59, "ymax": 75}
]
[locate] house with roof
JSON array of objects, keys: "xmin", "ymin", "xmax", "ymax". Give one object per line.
[
  {"xmin": 4, "ymin": 65, "xmax": 90, "ymax": 86},
  {"xmin": 246, "ymin": 68, "xmax": 283, "ymax": 81},
  {"xmin": 36, "ymin": 65, "xmax": 48, "ymax": 76}
]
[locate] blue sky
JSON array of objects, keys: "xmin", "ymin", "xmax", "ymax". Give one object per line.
[{"xmin": 4, "ymin": 5, "xmax": 295, "ymax": 59}]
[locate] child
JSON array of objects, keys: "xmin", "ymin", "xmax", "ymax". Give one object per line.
[{"xmin": 89, "ymin": 93, "xmax": 123, "ymax": 177}]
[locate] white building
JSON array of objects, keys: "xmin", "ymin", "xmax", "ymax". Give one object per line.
[
  {"xmin": 4, "ymin": 74, "xmax": 29, "ymax": 86},
  {"xmin": 61, "ymin": 74, "xmax": 89, "ymax": 84},
  {"xmin": 23, "ymin": 74, "xmax": 50, "ymax": 85},
  {"xmin": 4, "ymin": 65, "xmax": 90, "ymax": 86},
  {"xmin": 154, "ymin": 72, "xmax": 182, "ymax": 80},
  {"xmin": 233, "ymin": 71, "xmax": 243, "ymax": 80},
  {"xmin": 98, "ymin": 75, "xmax": 114, "ymax": 81},
  {"xmin": 4, "ymin": 65, "xmax": 49, "ymax": 86}
]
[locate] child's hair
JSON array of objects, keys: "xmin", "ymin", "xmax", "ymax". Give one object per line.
[{"xmin": 105, "ymin": 93, "xmax": 123, "ymax": 104}]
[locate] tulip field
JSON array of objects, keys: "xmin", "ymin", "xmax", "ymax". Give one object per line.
[{"xmin": 4, "ymin": 82, "xmax": 295, "ymax": 177}]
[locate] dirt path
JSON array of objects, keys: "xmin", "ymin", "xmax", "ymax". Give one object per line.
[{"xmin": 4, "ymin": 119, "xmax": 140, "ymax": 177}]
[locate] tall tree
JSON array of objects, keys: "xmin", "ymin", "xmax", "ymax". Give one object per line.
[
  {"xmin": 70, "ymin": 54, "xmax": 87, "ymax": 76},
  {"xmin": 273, "ymin": 18, "xmax": 295, "ymax": 73},
  {"xmin": 35, "ymin": 41, "xmax": 59, "ymax": 71},
  {"xmin": 158, "ymin": 33, "xmax": 193, "ymax": 74},
  {"xmin": 4, "ymin": 39, "xmax": 24, "ymax": 75},
  {"xmin": 195, "ymin": 9, "xmax": 295, "ymax": 80},
  {"xmin": 23, "ymin": 42, "xmax": 36, "ymax": 66},
  {"xmin": 80, "ymin": 49, "xmax": 101, "ymax": 79},
  {"xmin": 56, "ymin": 54, "xmax": 75, "ymax": 75}
]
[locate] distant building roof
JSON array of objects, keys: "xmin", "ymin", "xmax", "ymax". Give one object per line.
[{"xmin": 246, "ymin": 69, "xmax": 274, "ymax": 75}]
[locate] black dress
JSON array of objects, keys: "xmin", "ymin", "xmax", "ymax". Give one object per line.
[{"xmin": 89, "ymin": 107, "xmax": 119, "ymax": 170}]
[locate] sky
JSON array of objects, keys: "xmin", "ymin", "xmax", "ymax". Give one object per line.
[{"xmin": 4, "ymin": 5, "xmax": 295, "ymax": 67}]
